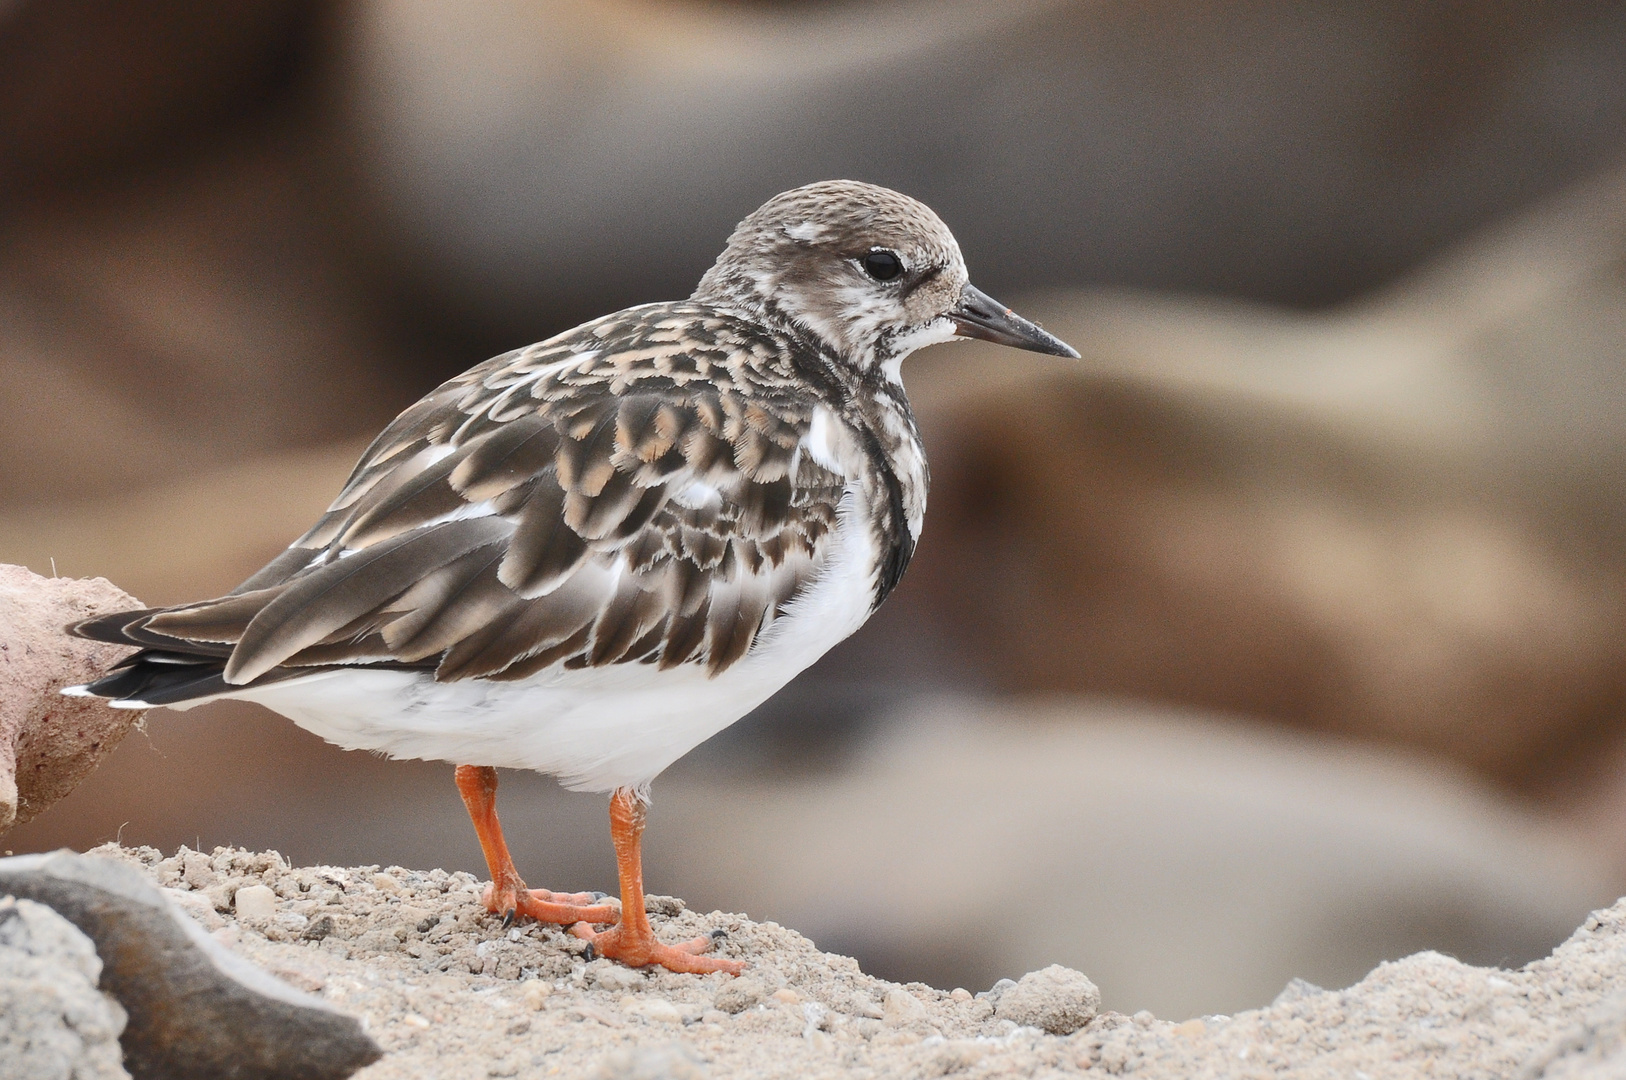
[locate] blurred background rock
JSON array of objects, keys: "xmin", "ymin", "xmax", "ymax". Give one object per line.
[{"xmin": 4, "ymin": 0, "xmax": 1626, "ymax": 1019}]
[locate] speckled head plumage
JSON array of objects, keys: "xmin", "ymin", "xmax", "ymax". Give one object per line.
[{"xmin": 694, "ymin": 180, "xmax": 1074, "ymax": 376}]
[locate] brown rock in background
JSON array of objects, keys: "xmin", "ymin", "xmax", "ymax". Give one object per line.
[
  {"xmin": 0, "ymin": 565, "xmax": 145, "ymax": 833},
  {"xmin": 903, "ymin": 165, "xmax": 1626, "ymax": 809}
]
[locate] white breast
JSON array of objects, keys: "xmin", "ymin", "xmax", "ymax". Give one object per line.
[{"xmin": 223, "ymin": 480, "xmax": 881, "ymax": 793}]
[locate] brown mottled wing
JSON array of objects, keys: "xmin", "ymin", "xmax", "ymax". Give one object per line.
[{"xmin": 111, "ymin": 307, "xmax": 849, "ymax": 688}]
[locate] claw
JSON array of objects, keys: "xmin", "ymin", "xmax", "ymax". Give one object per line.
[{"xmin": 501, "ymin": 908, "xmax": 517, "ymax": 931}]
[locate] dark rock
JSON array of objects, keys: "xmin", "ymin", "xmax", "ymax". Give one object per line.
[
  {"xmin": 0, "ymin": 850, "xmax": 382, "ymax": 1080},
  {"xmin": 302, "ymin": 914, "xmax": 336, "ymax": 941}
]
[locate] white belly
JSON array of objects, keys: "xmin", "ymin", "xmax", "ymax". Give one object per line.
[{"xmin": 217, "ymin": 485, "xmax": 881, "ymax": 792}]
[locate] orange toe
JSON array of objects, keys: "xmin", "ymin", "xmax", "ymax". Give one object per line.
[
  {"xmin": 531, "ymin": 888, "xmax": 605, "ymax": 906},
  {"xmin": 483, "ymin": 882, "xmax": 620, "ymax": 927},
  {"xmin": 571, "ymin": 922, "xmax": 744, "ymax": 975}
]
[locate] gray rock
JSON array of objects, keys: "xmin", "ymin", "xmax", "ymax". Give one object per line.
[
  {"xmin": 994, "ymin": 964, "xmax": 1101, "ymax": 1035},
  {"xmin": 1273, "ymin": 977, "xmax": 1327, "ymax": 1008},
  {"xmin": 978, "ymin": 977, "xmax": 1018, "ymax": 1005},
  {"xmin": 0, "ymin": 850, "xmax": 381, "ymax": 1080},
  {"xmin": 0, "ymin": 895, "xmax": 130, "ymax": 1080}
]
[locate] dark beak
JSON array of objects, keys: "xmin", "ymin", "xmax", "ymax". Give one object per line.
[{"xmin": 949, "ymin": 284, "xmax": 1080, "ymax": 358}]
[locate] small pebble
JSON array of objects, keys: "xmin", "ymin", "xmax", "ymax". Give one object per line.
[
  {"xmin": 884, "ymin": 988, "xmax": 929, "ymax": 1025},
  {"xmin": 182, "ymin": 851, "xmax": 217, "ymax": 889},
  {"xmin": 772, "ymin": 988, "xmax": 801, "ymax": 1005},
  {"xmin": 951, "ymin": 988, "xmax": 973, "ymax": 1003},
  {"xmin": 587, "ymin": 960, "xmax": 643, "ymax": 992},
  {"xmin": 302, "ymin": 915, "xmax": 336, "ymax": 941},
  {"xmin": 714, "ymin": 977, "xmax": 766, "ymax": 1014},
  {"xmin": 521, "ymin": 981, "xmax": 553, "ymax": 1010},
  {"xmin": 373, "ymin": 873, "xmax": 402, "ymax": 893},
  {"xmin": 395, "ymin": 905, "xmax": 430, "ymax": 928},
  {"xmin": 1133, "ymin": 1010, "xmax": 1156, "ymax": 1027},
  {"xmin": 644, "ymin": 894, "xmax": 686, "ymax": 916},
  {"xmin": 233, "ymin": 884, "xmax": 278, "ymax": 921},
  {"xmin": 980, "ymin": 978, "xmax": 1017, "ymax": 1004},
  {"xmin": 630, "ymin": 997, "xmax": 683, "ymax": 1024}
]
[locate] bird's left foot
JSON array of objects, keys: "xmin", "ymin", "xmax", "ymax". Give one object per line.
[
  {"xmin": 483, "ymin": 880, "xmax": 620, "ymax": 929},
  {"xmin": 570, "ymin": 922, "xmax": 744, "ymax": 975}
]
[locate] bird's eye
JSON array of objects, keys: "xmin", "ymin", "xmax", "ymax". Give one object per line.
[{"xmin": 861, "ymin": 250, "xmax": 904, "ymax": 282}]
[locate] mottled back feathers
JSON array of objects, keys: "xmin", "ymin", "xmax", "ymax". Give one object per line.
[{"xmin": 72, "ymin": 302, "xmax": 918, "ymax": 699}]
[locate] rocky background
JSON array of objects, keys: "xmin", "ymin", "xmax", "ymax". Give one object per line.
[{"xmin": 6, "ymin": 0, "xmax": 1626, "ymax": 1025}]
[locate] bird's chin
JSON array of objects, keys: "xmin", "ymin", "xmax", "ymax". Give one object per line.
[
  {"xmin": 873, "ymin": 318, "xmax": 961, "ymax": 385},
  {"xmin": 886, "ymin": 317, "xmax": 962, "ymax": 360}
]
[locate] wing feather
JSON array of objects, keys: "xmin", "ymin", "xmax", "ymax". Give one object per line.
[
  {"xmin": 501, "ymin": 470, "xmax": 590, "ymax": 595},
  {"xmin": 71, "ymin": 304, "xmax": 858, "ymax": 700},
  {"xmin": 378, "ymin": 545, "xmax": 511, "ymax": 661},
  {"xmin": 226, "ymin": 517, "xmax": 511, "ymax": 683},
  {"xmin": 449, "ymin": 414, "xmax": 559, "ymax": 501}
]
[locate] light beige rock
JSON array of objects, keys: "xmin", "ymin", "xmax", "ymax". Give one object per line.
[
  {"xmin": 993, "ymin": 963, "xmax": 1101, "ymax": 1034},
  {"xmin": 0, "ymin": 564, "xmax": 144, "ymax": 833},
  {"xmin": 232, "ymin": 883, "xmax": 277, "ymax": 921},
  {"xmin": 882, "ymin": 987, "xmax": 928, "ymax": 1026}
]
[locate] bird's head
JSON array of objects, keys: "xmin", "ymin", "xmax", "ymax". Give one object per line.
[{"xmin": 692, "ymin": 180, "xmax": 1078, "ymax": 382}]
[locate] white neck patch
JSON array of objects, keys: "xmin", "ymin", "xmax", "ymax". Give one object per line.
[{"xmin": 880, "ymin": 317, "xmax": 961, "ymax": 384}]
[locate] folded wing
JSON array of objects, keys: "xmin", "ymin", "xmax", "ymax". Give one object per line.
[{"xmin": 72, "ymin": 320, "xmax": 850, "ymax": 703}]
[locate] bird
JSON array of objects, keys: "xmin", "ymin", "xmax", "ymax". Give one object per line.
[{"xmin": 65, "ymin": 180, "xmax": 1078, "ymax": 974}]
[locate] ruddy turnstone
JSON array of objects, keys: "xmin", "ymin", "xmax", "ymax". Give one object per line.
[{"xmin": 66, "ymin": 180, "xmax": 1077, "ymax": 974}]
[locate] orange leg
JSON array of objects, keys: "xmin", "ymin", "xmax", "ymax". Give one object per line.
[
  {"xmin": 455, "ymin": 765, "xmax": 620, "ymax": 927},
  {"xmin": 570, "ymin": 787, "xmax": 744, "ymax": 975}
]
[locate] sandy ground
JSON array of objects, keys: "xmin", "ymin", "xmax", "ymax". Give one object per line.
[{"xmin": 78, "ymin": 843, "xmax": 1626, "ymax": 1079}]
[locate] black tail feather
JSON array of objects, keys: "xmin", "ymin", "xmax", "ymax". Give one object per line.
[
  {"xmin": 77, "ymin": 655, "xmax": 326, "ymax": 706},
  {"xmin": 68, "ymin": 609, "xmax": 234, "ymax": 657}
]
